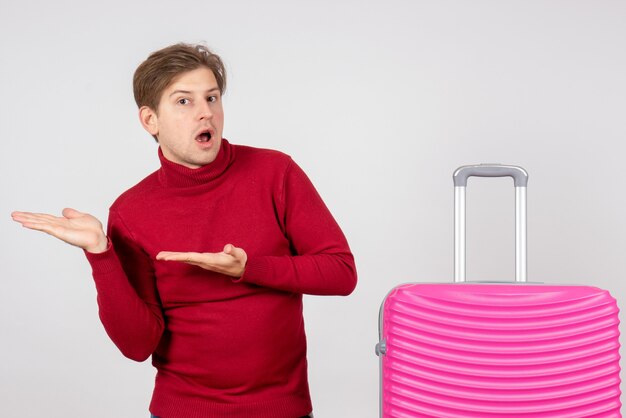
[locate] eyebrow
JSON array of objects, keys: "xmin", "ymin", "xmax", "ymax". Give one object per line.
[{"xmin": 169, "ymin": 87, "xmax": 220, "ymax": 97}]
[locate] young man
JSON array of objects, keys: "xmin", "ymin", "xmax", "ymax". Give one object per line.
[{"xmin": 12, "ymin": 43, "xmax": 357, "ymax": 418}]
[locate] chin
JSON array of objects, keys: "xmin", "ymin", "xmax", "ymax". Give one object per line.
[{"xmin": 196, "ymin": 151, "xmax": 220, "ymax": 167}]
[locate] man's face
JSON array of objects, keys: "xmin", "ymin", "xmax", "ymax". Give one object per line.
[{"xmin": 140, "ymin": 67, "xmax": 224, "ymax": 169}]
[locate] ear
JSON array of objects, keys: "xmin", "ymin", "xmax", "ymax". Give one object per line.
[{"xmin": 139, "ymin": 106, "xmax": 159, "ymax": 137}]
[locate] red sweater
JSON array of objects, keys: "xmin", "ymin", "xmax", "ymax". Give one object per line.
[{"xmin": 84, "ymin": 139, "xmax": 357, "ymax": 418}]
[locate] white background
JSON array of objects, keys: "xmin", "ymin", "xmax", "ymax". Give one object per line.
[{"xmin": 1, "ymin": 1, "xmax": 625, "ymax": 416}]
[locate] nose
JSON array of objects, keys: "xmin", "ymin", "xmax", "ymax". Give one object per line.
[{"xmin": 197, "ymin": 100, "xmax": 213, "ymax": 120}]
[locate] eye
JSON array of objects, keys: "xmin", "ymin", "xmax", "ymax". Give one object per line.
[
  {"xmin": 207, "ymin": 95, "xmax": 218, "ymax": 103},
  {"xmin": 177, "ymin": 98, "xmax": 190, "ymax": 105}
]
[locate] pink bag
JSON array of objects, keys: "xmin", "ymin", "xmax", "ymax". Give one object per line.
[{"xmin": 376, "ymin": 165, "xmax": 622, "ymax": 417}]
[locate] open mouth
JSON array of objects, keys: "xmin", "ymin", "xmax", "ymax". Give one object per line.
[{"xmin": 196, "ymin": 129, "xmax": 212, "ymax": 143}]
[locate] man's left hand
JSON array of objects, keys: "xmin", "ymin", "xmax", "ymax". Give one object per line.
[{"xmin": 156, "ymin": 244, "xmax": 247, "ymax": 278}]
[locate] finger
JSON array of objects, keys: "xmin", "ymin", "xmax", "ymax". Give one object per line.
[
  {"xmin": 224, "ymin": 243, "xmax": 243, "ymax": 256},
  {"xmin": 11, "ymin": 212, "xmax": 32, "ymax": 223},
  {"xmin": 11, "ymin": 211, "xmax": 31, "ymax": 219},
  {"xmin": 156, "ymin": 251, "xmax": 201, "ymax": 261},
  {"xmin": 159, "ymin": 252, "xmax": 227, "ymax": 269},
  {"xmin": 18, "ymin": 221, "xmax": 62, "ymax": 236},
  {"xmin": 156, "ymin": 251, "xmax": 173, "ymax": 260},
  {"xmin": 156, "ymin": 251, "xmax": 181, "ymax": 260},
  {"xmin": 12, "ymin": 216, "xmax": 58, "ymax": 228},
  {"xmin": 11, "ymin": 211, "xmax": 45, "ymax": 218},
  {"xmin": 223, "ymin": 244, "xmax": 247, "ymax": 262},
  {"xmin": 12, "ymin": 212, "xmax": 50, "ymax": 222},
  {"xmin": 32, "ymin": 212, "xmax": 60, "ymax": 220},
  {"xmin": 15, "ymin": 218, "xmax": 54, "ymax": 228},
  {"xmin": 16, "ymin": 221, "xmax": 44, "ymax": 230},
  {"xmin": 62, "ymin": 208, "xmax": 84, "ymax": 219}
]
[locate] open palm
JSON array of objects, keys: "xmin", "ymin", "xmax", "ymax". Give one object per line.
[{"xmin": 11, "ymin": 208, "xmax": 108, "ymax": 253}]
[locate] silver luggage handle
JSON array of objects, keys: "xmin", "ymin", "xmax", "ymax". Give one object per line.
[{"xmin": 453, "ymin": 164, "xmax": 529, "ymax": 283}]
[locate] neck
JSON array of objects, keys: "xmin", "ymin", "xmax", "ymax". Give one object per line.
[{"xmin": 157, "ymin": 138, "xmax": 235, "ymax": 188}]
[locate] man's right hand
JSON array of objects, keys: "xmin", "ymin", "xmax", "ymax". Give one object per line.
[{"xmin": 11, "ymin": 208, "xmax": 108, "ymax": 253}]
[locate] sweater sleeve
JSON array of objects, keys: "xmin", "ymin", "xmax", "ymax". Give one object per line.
[
  {"xmin": 84, "ymin": 209, "xmax": 164, "ymax": 362},
  {"xmin": 238, "ymin": 158, "xmax": 357, "ymax": 296}
]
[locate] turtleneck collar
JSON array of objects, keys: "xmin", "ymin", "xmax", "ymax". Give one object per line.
[{"xmin": 157, "ymin": 138, "xmax": 235, "ymax": 188}]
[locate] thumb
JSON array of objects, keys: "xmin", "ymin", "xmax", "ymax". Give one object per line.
[
  {"xmin": 224, "ymin": 244, "xmax": 247, "ymax": 263},
  {"xmin": 62, "ymin": 207, "xmax": 84, "ymax": 219}
]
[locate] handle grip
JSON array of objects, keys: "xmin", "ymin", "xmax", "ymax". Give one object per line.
[
  {"xmin": 453, "ymin": 164, "xmax": 528, "ymax": 283},
  {"xmin": 454, "ymin": 164, "xmax": 528, "ymax": 187}
]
